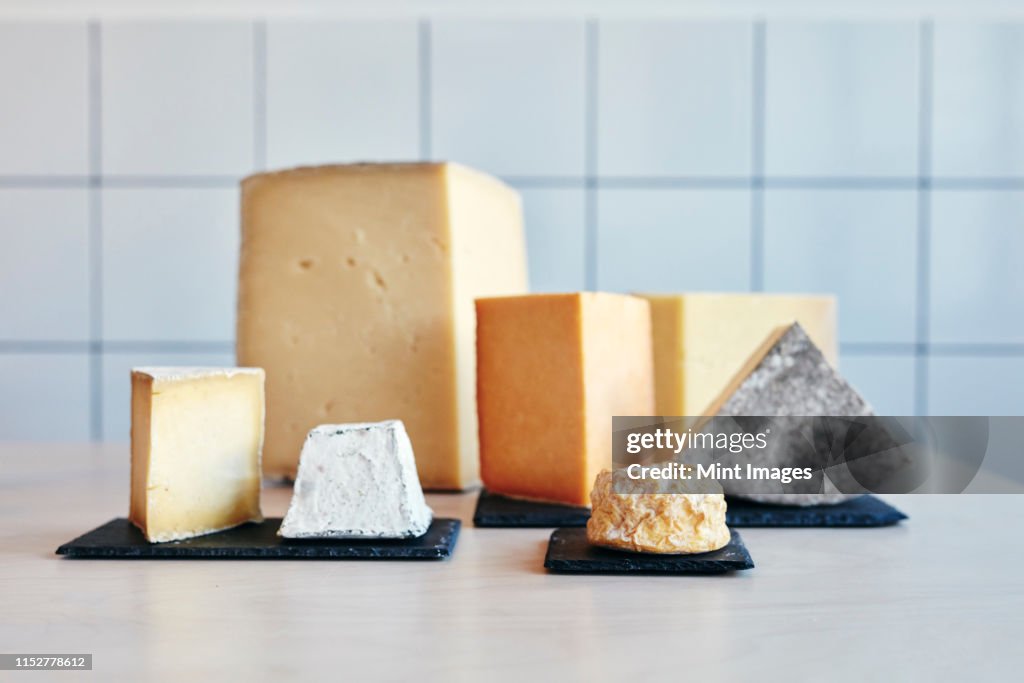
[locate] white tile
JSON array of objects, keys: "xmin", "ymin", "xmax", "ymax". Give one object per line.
[
  {"xmin": 517, "ymin": 187, "xmax": 586, "ymax": 292},
  {"xmin": 933, "ymin": 22, "xmax": 1024, "ymax": 177},
  {"xmin": 0, "ymin": 22, "xmax": 89, "ymax": 175},
  {"xmin": 266, "ymin": 20, "xmax": 419, "ymax": 168},
  {"xmin": 0, "ymin": 189, "xmax": 90, "ymax": 341},
  {"xmin": 764, "ymin": 21, "xmax": 919, "ymax": 177},
  {"xmin": 101, "ymin": 350, "xmax": 234, "ymax": 440},
  {"xmin": 598, "ymin": 20, "xmax": 752, "ymax": 177},
  {"xmin": 101, "ymin": 188, "xmax": 239, "ymax": 342},
  {"xmin": 101, "ymin": 21, "xmax": 254, "ymax": 175},
  {"xmin": 930, "ymin": 192, "xmax": 1024, "ymax": 344},
  {"xmin": 928, "ymin": 356, "xmax": 1024, "ymax": 416},
  {"xmin": 0, "ymin": 353, "xmax": 91, "ymax": 440},
  {"xmin": 840, "ymin": 353, "xmax": 917, "ymax": 415},
  {"xmin": 431, "ymin": 19, "xmax": 586, "ymax": 177},
  {"xmin": 596, "ymin": 189, "xmax": 751, "ymax": 292},
  {"xmin": 763, "ymin": 189, "xmax": 917, "ymax": 343}
]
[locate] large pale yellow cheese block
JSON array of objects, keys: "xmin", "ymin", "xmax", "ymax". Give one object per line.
[
  {"xmin": 476, "ymin": 293, "xmax": 655, "ymax": 507},
  {"xmin": 637, "ymin": 293, "xmax": 837, "ymax": 416},
  {"xmin": 238, "ymin": 163, "xmax": 527, "ymax": 489},
  {"xmin": 129, "ymin": 367, "xmax": 264, "ymax": 543}
]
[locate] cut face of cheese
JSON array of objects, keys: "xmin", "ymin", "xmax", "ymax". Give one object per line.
[
  {"xmin": 129, "ymin": 367, "xmax": 264, "ymax": 543},
  {"xmin": 238, "ymin": 163, "xmax": 527, "ymax": 490},
  {"xmin": 476, "ymin": 293, "xmax": 656, "ymax": 507},
  {"xmin": 637, "ymin": 293, "xmax": 837, "ymax": 416},
  {"xmin": 278, "ymin": 420, "xmax": 432, "ymax": 539}
]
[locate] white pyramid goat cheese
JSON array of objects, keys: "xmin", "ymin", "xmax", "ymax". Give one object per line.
[{"xmin": 278, "ymin": 420, "xmax": 433, "ymax": 539}]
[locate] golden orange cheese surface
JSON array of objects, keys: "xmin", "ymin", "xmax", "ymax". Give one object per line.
[
  {"xmin": 476, "ymin": 293, "xmax": 655, "ymax": 507},
  {"xmin": 586, "ymin": 470, "xmax": 731, "ymax": 554}
]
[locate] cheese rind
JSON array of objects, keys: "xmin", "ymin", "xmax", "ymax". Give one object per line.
[
  {"xmin": 637, "ymin": 293, "xmax": 837, "ymax": 416},
  {"xmin": 586, "ymin": 470, "xmax": 730, "ymax": 554},
  {"xmin": 278, "ymin": 420, "xmax": 432, "ymax": 539},
  {"xmin": 709, "ymin": 323, "xmax": 905, "ymax": 506},
  {"xmin": 238, "ymin": 163, "xmax": 527, "ymax": 489},
  {"xmin": 129, "ymin": 367, "xmax": 264, "ymax": 543},
  {"xmin": 476, "ymin": 293, "xmax": 656, "ymax": 507}
]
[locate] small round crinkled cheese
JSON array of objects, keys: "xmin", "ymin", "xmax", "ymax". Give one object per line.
[{"xmin": 586, "ymin": 470, "xmax": 731, "ymax": 554}]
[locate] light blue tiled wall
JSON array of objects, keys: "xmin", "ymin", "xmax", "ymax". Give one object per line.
[
  {"xmin": 597, "ymin": 189, "xmax": 752, "ymax": 292},
  {"xmin": 1, "ymin": 16, "xmax": 1022, "ymax": 441}
]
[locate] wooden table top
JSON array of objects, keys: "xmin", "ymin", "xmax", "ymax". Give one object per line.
[{"xmin": 2, "ymin": 443, "xmax": 1022, "ymax": 681}]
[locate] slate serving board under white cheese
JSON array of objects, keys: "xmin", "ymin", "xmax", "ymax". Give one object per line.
[
  {"xmin": 56, "ymin": 518, "xmax": 460, "ymax": 560},
  {"xmin": 544, "ymin": 527, "xmax": 754, "ymax": 574}
]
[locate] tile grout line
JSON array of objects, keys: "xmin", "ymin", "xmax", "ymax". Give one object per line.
[
  {"xmin": 88, "ymin": 20, "xmax": 103, "ymax": 441},
  {"xmin": 927, "ymin": 344, "xmax": 1024, "ymax": 356},
  {"xmin": 418, "ymin": 18, "xmax": 432, "ymax": 160},
  {"xmin": 915, "ymin": 18, "xmax": 934, "ymax": 416},
  {"xmin": 0, "ymin": 341, "xmax": 235, "ymax": 353},
  {"xmin": 583, "ymin": 18, "xmax": 598, "ymax": 291},
  {"xmin": 253, "ymin": 20, "xmax": 267, "ymax": 171},
  {"xmin": 4, "ymin": 340, "xmax": 1022, "ymax": 356},
  {"xmin": 4, "ymin": 175, "xmax": 1024, "ymax": 191},
  {"xmin": 749, "ymin": 19, "xmax": 767, "ymax": 292}
]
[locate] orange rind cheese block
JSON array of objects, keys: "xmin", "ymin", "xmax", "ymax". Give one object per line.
[{"xmin": 476, "ymin": 292, "xmax": 655, "ymax": 507}]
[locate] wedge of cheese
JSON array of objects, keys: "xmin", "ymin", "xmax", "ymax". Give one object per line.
[
  {"xmin": 476, "ymin": 292, "xmax": 655, "ymax": 507},
  {"xmin": 706, "ymin": 323, "xmax": 908, "ymax": 506},
  {"xmin": 637, "ymin": 293, "xmax": 837, "ymax": 416},
  {"xmin": 238, "ymin": 163, "xmax": 527, "ymax": 489},
  {"xmin": 279, "ymin": 420, "xmax": 432, "ymax": 539},
  {"xmin": 129, "ymin": 367, "xmax": 264, "ymax": 543}
]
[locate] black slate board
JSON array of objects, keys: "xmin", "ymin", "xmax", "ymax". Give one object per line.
[
  {"xmin": 545, "ymin": 527, "xmax": 753, "ymax": 574},
  {"xmin": 56, "ymin": 518, "xmax": 460, "ymax": 560},
  {"xmin": 475, "ymin": 489, "xmax": 906, "ymax": 529},
  {"xmin": 725, "ymin": 495, "xmax": 907, "ymax": 527},
  {"xmin": 473, "ymin": 488, "xmax": 590, "ymax": 528}
]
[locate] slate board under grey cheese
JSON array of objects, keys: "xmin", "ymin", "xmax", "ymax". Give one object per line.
[
  {"xmin": 713, "ymin": 323, "xmax": 910, "ymax": 505},
  {"xmin": 474, "ymin": 488, "xmax": 907, "ymax": 529},
  {"xmin": 725, "ymin": 495, "xmax": 907, "ymax": 527},
  {"xmin": 56, "ymin": 518, "xmax": 460, "ymax": 560},
  {"xmin": 544, "ymin": 527, "xmax": 754, "ymax": 574},
  {"xmin": 473, "ymin": 489, "xmax": 590, "ymax": 528}
]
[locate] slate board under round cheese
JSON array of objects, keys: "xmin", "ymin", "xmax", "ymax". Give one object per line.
[
  {"xmin": 56, "ymin": 518, "xmax": 460, "ymax": 560},
  {"xmin": 544, "ymin": 527, "xmax": 754, "ymax": 574},
  {"xmin": 475, "ymin": 488, "xmax": 906, "ymax": 528}
]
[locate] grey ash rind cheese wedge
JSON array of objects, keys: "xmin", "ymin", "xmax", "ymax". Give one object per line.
[
  {"xmin": 279, "ymin": 420, "xmax": 433, "ymax": 539},
  {"xmin": 705, "ymin": 323, "xmax": 908, "ymax": 506}
]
